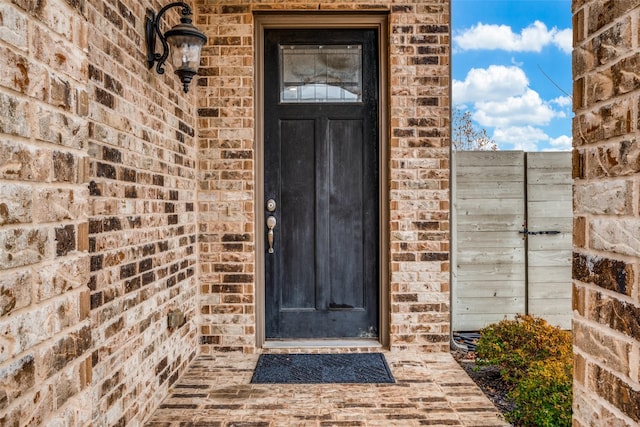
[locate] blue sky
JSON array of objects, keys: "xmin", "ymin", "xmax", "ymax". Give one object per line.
[{"xmin": 452, "ymin": 0, "xmax": 573, "ymax": 151}]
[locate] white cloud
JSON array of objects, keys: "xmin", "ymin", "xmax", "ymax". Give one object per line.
[
  {"xmin": 553, "ymin": 29, "xmax": 573, "ymax": 54},
  {"xmin": 454, "ymin": 20, "xmax": 571, "ymax": 53},
  {"xmin": 546, "ymin": 135, "xmax": 572, "ymax": 151},
  {"xmin": 492, "ymin": 127, "xmax": 572, "ymax": 152},
  {"xmin": 551, "ymin": 95, "xmax": 572, "ymax": 107},
  {"xmin": 454, "ymin": 66, "xmax": 567, "ymax": 149},
  {"xmin": 493, "ymin": 126, "xmax": 549, "ymax": 151},
  {"xmin": 473, "ymin": 89, "xmax": 558, "ymax": 128},
  {"xmin": 453, "ymin": 65, "xmax": 528, "ymax": 104}
]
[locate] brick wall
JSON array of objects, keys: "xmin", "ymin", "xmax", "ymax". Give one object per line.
[
  {"xmin": 572, "ymin": 1, "xmax": 640, "ymax": 425},
  {"xmin": 86, "ymin": 0, "xmax": 199, "ymax": 424},
  {"xmin": 1, "ymin": 0, "xmax": 199, "ymax": 425},
  {"xmin": 1, "ymin": 0, "xmax": 451, "ymax": 424},
  {"xmin": 0, "ymin": 0, "xmax": 92, "ymax": 424},
  {"xmin": 196, "ymin": 0, "xmax": 451, "ymax": 353}
]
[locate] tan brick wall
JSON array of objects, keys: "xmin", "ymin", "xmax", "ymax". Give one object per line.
[
  {"xmin": 1, "ymin": 0, "xmax": 199, "ymax": 425},
  {"xmin": 572, "ymin": 1, "xmax": 640, "ymax": 425},
  {"xmin": 196, "ymin": 0, "xmax": 451, "ymax": 353},
  {"xmin": 0, "ymin": 0, "xmax": 92, "ymax": 424},
  {"xmin": 85, "ymin": 0, "xmax": 199, "ymax": 424}
]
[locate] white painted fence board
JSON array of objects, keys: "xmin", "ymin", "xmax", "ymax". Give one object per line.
[
  {"xmin": 528, "ymin": 184, "xmax": 572, "ymax": 201},
  {"xmin": 455, "ymin": 150, "xmax": 525, "ymax": 166},
  {"xmin": 456, "ymin": 181, "xmax": 525, "ymax": 199},
  {"xmin": 455, "ymin": 264, "xmax": 526, "ymax": 281},
  {"xmin": 457, "ymin": 248, "xmax": 525, "ymax": 264},
  {"xmin": 528, "ymin": 201, "xmax": 573, "ymax": 218},
  {"xmin": 457, "ymin": 231, "xmax": 523, "ymax": 247},
  {"xmin": 456, "ymin": 198, "xmax": 525, "ymax": 214},
  {"xmin": 527, "ymin": 266, "xmax": 572, "ymax": 283},
  {"xmin": 526, "ymin": 221, "xmax": 572, "ymax": 233},
  {"xmin": 528, "ymin": 282, "xmax": 572, "ymax": 299},
  {"xmin": 527, "ymin": 152, "xmax": 571, "ymax": 168},
  {"xmin": 527, "ymin": 151, "xmax": 572, "ymax": 167},
  {"xmin": 456, "ymin": 217, "xmax": 523, "ymax": 232},
  {"xmin": 456, "ymin": 282, "xmax": 525, "ymax": 298},
  {"xmin": 527, "ymin": 169, "xmax": 573, "ymax": 185},
  {"xmin": 455, "ymin": 314, "xmax": 518, "ymax": 331},
  {"xmin": 529, "ymin": 299, "xmax": 573, "ymax": 313},
  {"xmin": 457, "ymin": 168, "xmax": 523, "ymax": 183},
  {"xmin": 455, "ymin": 297, "xmax": 525, "ymax": 314},
  {"xmin": 527, "ymin": 250, "xmax": 572, "ymax": 267},
  {"xmin": 527, "ymin": 233, "xmax": 572, "ymax": 250}
]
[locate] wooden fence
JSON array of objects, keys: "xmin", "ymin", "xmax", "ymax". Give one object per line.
[{"xmin": 451, "ymin": 151, "xmax": 572, "ymax": 331}]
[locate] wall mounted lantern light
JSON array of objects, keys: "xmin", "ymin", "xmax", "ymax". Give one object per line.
[{"xmin": 145, "ymin": 2, "xmax": 207, "ymax": 93}]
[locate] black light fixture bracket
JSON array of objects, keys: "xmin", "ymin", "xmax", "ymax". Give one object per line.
[{"xmin": 145, "ymin": 2, "xmax": 207, "ymax": 93}]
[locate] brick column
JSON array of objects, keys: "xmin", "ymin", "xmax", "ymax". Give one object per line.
[
  {"xmin": 387, "ymin": 3, "xmax": 451, "ymax": 352},
  {"xmin": 572, "ymin": 1, "xmax": 640, "ymax": 425}
]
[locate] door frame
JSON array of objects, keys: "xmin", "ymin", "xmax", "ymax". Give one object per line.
[{"xmin": 254, "ymin": 12, "xmax": 390, "ymax": 348}]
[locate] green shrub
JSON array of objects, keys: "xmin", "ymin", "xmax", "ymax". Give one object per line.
[
  {"xmin": 474, "ymin": 314, "xmax": 573, "ymax": 426},
  {"xmin": 507, "ymin": 359, "xmax": 573, "ymax": 427},
  {"xmin": 475, "ymin": 314, "xmax": 572, "ymax": 383}
]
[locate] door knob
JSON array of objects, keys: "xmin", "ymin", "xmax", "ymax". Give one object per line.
[
  {"xmin": 266, "ymin": 215, "xmax": 277, "ymax": 253},
  {"xmin": 266, "ymin": 199, "xmax": 276, "ymax": 212}
]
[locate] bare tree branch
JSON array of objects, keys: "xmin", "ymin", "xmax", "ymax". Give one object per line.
[{"xmin": 452, "ymin": 107, "xmax": 498, "ymax": 151}]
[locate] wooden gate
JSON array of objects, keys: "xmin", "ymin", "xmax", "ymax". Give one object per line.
[{"xmin": 451, "ymin": 151, "xmax": 572, "ymax": 331}]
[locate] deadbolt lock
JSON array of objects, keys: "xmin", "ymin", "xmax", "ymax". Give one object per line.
[{"xmin": 266, "ymin": 199, "xmax": 276, "ymax": 212}]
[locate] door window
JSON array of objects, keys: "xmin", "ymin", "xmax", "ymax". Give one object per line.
[{"xmin": 280, "ymin": 44, "xmax": 362, "ymax": 103}]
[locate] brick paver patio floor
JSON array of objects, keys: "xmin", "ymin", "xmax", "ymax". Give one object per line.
[{"xmin": 145, "ymin": 351, "xmax": 509, "ymax": 426}]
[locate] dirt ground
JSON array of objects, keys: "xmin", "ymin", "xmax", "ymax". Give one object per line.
[{"xmin": 453, "ymin": 350, "xmax": 516, "ymax": 416}]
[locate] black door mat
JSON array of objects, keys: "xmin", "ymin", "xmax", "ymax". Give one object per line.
[{"xmin": 250, "ymin": 353, "xmax": 395, "ymax": 384}]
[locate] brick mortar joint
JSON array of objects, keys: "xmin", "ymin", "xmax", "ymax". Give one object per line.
[
  {"xmin": 573, "ymin": 245, "xmax": 640, "ymax": 267},
  {"xmin": 573, "ymin": 140, "xmax": 637, "ymax": 161},
  {"xmin": 574, "ymin": 280, "xmax": 640, "ymax": 324},
  {"xmin": 572, "ymin": 317, "xmax": 638, "ymax": 350},
  {"xmin": 585, "ymin": 361, "xmax": 640, "ymax": 408},
  {"xmin": 1, "ymin": 377, "xmax": 84, "ymax": 424},
  {"xmin": 0, "ymin": 94, "xmax": 90, "ymax": 134},
  {"xmin": 578, "ymin": 4, "xmax": 640, "ymax": 41},
  {"xmin": 0, "ymin": 315, "xmax": 91, "ymax": 363},
  {"xmin": 573, "ymin": 88, "xmax": 640, "ymax": 110},
  {"xmin": 0, "ymin": 38, "xmax": 90, "ymax": 87}
]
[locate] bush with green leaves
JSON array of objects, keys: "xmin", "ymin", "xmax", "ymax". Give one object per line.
[
  {"xmin": 475, "ymin": 314, "xmax": 572, "ymax": 427},
  {"xmin": 507, "ymin": 358, "xmax": 573, "ymax": 427}
]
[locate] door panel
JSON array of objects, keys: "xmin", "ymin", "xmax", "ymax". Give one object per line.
[
  {"xmin": 264, "ymin": 29, "xmax": 379, "ymax": 339},
  {"xmin": 328, "ymin": 119, "xmax": 364, "ymax": 310},
  {"xmin": 279, "ymin": 119, "xmax": 316, "ymax": 310}
]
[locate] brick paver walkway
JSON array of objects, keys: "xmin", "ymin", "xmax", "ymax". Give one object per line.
[{"xmin": 145, "ymin": 352, "xmax": 509, "ymax": 426}]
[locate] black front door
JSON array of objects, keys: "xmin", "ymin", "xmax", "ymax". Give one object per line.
[{"xmin": 264, "ymin": 29, "xmax": 379, "ymax": 339}]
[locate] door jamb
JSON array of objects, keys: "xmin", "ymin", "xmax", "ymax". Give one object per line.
[{"xmin": 254, "ymin": 12, "xmax": 390, "ymax": 349}]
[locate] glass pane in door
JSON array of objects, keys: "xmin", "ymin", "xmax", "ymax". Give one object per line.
[{"xmin": 280, "ymin": 44, "xmax": 362, "ymax": 103}]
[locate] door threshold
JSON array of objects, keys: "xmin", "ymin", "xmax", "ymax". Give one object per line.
[{"xmin": 263, "ymin": 339, "xmax": 383, "ymax": 350}]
